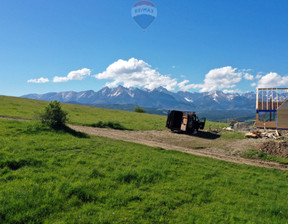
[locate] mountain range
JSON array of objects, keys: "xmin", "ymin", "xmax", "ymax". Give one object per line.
[{"xmin": 22, "ymin": 86, "xmax": 256, "ymax": 120}]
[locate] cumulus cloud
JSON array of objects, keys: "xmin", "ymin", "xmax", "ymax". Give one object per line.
[
  {"xmin": 257, "ymin": 72, "xmax": 288, "ymax": 88},
  {"xmin": 200, "ymin": 66, "xmax": 242, "ymax": 92},
  {"xmin": 178, "ymin": 80, "xmax": 203, "ymax": 92},
  {"xmin": 95, "ymin": 59, "xmax": 249, "ymax": 93},
  {"xmin": 67, "ymin": 68, "xmax": 91, "ymax": 80},
  {"xmin": 179, "ymin": 66, "xmax": 243, "ymax": 92},
  {"xmin": 94, "ymin": 58, "xmax": 178, "ymax": 91},
  {"xmin": 27, "ymin": 77, "xmax": 49, "ymax": 83},
  {"xmin": 30, "ymin": 58, "xmax": 284, "ymax": 94},
  {"xmin": 244, "ymin": 73, "xmax": 254, "ymax": 80},
  {"xmin": 53, "ymin": 76, "xmax": 69, "ymax": 83},
  {"xmin": 53, "ymin": 68, "xmax": 91, "ymax": 83}
]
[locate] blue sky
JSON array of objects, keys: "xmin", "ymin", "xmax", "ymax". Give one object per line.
[{"xmin": 1, "ymin": 0, "xmax": 288, "ymax": 96}]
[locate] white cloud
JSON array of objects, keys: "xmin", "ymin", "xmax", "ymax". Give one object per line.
[
  {"xmin": 257, "ymin": 72, "xmax": 288, "ymax": 88},
  {"xmin": 53, "ymin": 76, "xmax": 69, "ymax": 83},
  {"xmin": 241, "ymin": 69, "xmax": 252, "ymax": 72},
  {"xmin": 201, "ymin": 66, "xmax": 242, "ymax": 92},
  {"xmin": 222, "ymin": 89, "xmax": 241, "ymax": 94},
  {"xmin": 53, "ymin": 68, "xmax": 91, "ymax": 83},
  {"xmin": 94, "ymin": 58, "xmax": 178, "ymax": 91},
  {"xmin": 178, "ymin": 66, "xmax": 242, "ymax": 92},
  {"xmin": 178, "ymin": 80, "xmax": 189, "ymax": 89},
  {"xmin": 251, "ymin": 83, "xmax": 257, "ymax": 87},
  {"xmin": 27, "ymin": 77, "xmax": 49, "ymax": 83},
  {"xmin": 256, "ymin": 72, "xmax": 263, "ymax": 79},
  {"xmin": 67, "ymin": 68, "xmax": 91, "ymax": 80},
  {"xmin": 244, "ymin": 73, "xmax": 254, "ymax": 80},
  {"xmin": 178, "ymin": 80, "xmax": 203, "ymax": 92}
]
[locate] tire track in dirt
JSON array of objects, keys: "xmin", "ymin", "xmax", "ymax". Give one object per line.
[
  {"xmin": 1, "ymin": 117, "xmax": 287, "ymax": 170},
  {"xmin": 70, "ymin": 125, "xmax": 288, "ymax": 171}
]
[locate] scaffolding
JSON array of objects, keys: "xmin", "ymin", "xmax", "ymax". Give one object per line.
[{"xmin": 256, "ymin": 88, "xmax": 288, "ymax": 129}]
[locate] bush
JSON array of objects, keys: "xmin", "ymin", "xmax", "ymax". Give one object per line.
[
  {"xmin": 134, "ymin": 106, "xmax": 146, "ymax": 113},
  {"xmin": 40, "ymin": 101, "xmax": 68, "ymax": 129}
]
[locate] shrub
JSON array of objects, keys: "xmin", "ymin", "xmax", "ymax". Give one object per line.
[
  {"xmin": 134, "ymin": 106, "xmax": 146, "ymax": 113},
  {"xmin": 40, "ymin": 101, "xmax": 68, "ymax": 129}
]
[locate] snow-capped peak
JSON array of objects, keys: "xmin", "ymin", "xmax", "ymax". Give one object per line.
[{"xmin": 184, "ymin": 97, "xmax": 193, "ymax": 103}]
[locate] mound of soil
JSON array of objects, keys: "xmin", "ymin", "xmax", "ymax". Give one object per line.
[{"xmin": 258, "ymin": 141, "xmax": 288, "ymax": 158}]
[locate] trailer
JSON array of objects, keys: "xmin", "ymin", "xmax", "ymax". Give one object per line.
[{"xmin": 166, "ymin": 110, "xmax": 206, "ymax": 133}]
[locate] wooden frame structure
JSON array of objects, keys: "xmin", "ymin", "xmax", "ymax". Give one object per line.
[{"xmin": 256, "ymin": 88, "xmax": 288, "ymax": 129}]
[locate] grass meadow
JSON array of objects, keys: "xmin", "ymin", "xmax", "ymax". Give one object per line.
[
  {"xmin": 0, "ymin": 96, "xmax": 166, "ymax": 130},
  {"xmin": 0, "ymin": 119, "xmax": 288, "ymax": 223},
  {"xmin": 0, "ymin": 95, "xmax": 233, "ymax": 132}
]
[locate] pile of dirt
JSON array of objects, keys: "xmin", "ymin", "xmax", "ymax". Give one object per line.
[{"xmin": 258, "ymin": 141, "xmax": 288, "ymax": 158}]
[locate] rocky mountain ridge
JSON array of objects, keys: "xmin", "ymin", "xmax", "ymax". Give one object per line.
[{"xmin": 22, "ymin": 86, "xmax": 256, "ymax": 112}]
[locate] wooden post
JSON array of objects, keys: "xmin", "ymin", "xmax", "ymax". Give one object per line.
[
  {"xmin": 256, "ymin": 88, "xmax": 259, "ymax": 110},
  {"xmin": 272, "ymin": 89, "xmax": 274, "ymax": 110},
  {"xmin": 262, "ymin": 89, "xmax": 264, "ymax": 110},
  {"xmin": 277, "ymin": 88, "xmax": 279, "ymax": 109},
  {"xmin": 266, "ymin": 89, "xmax": 268, "ymax": 110},
  {"xmin": 270, "ymin": 112, "xmax": 272, "ymax": 121}
]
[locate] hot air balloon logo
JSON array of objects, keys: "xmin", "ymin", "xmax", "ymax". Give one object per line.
[{"xmin": 131, "ymin": 1, "xmax": 157, "ymax": 30}]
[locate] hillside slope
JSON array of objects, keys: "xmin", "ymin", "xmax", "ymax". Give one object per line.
[{"xmin": 0, "ymin": 95, "xmax": 166, "ymax": 130}]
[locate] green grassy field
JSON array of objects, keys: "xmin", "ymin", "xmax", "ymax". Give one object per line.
[
  {"xmin": 0, "ymin": 95, "xmax": 231, "ymax": 132},
  {"xmin": 0, "ymin": 96, "xmax": 166, "ymax": 130},
  {"xmin": 1, "ymin": 119, "xmax": 288, "ymax": 223},
  {"xmin": 242, "ymin": 149, "xmax": 288, "ymax": 165}
]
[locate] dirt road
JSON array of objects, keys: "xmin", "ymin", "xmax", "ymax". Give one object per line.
[
  {"xmin": 1, "ymin": 117, "xmax": 287, "ymax": 170},
  {"xmin": 70, "ymin": 125, "xmax": 288, "ymax": 170}
]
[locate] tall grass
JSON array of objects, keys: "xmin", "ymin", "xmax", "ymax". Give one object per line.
[{"xmin": 0, "ymin": 119, "xmax": 288, "ymax": 223}]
